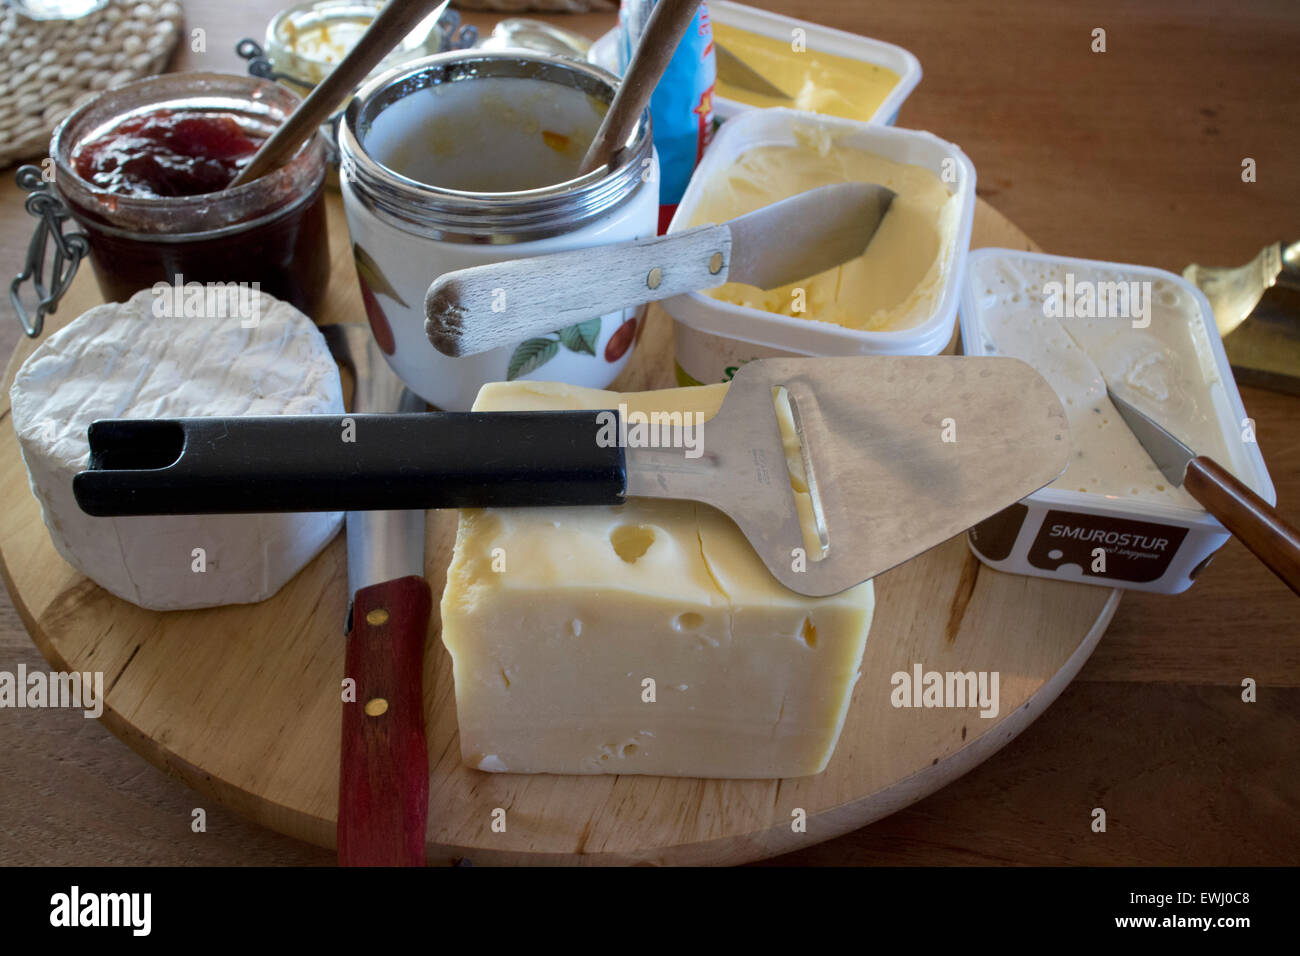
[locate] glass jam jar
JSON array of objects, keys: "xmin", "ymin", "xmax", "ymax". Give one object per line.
[
  {"xmin": 339, "ymin": 51, "xmax": 658, "ymax": 410},
  {"xmin": 48, "ymin": 73, "xmax": 330, "ymax": 319}
]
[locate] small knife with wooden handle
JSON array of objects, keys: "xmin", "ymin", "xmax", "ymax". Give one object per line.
[
  {"xmin": 323, "ymin": 324, "xmax": 431, "ymax": 867},
  {"xmin": 424, "ymin": 181, "xmax": 895, "ymax": 357},
  {"xmin": 1108, "ymin": 386, "xmax": 1300, "ymax": 595}
]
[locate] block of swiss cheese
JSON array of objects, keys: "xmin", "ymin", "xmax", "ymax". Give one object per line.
[{"xmin": 440, "ymin": 381, "xmax": 874, "ymax": 778}]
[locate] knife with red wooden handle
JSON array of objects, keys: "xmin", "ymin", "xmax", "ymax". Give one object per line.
[
  {"xmin": 1183, "ymin": 458, "xmax": 1300, "ymax": 595},
  {"xmin": 340, "ymin": 574, "xmax": 430, "ymax": 866},
  {"xmin": 325, "ymin": 324, "xmax": 431, "ymax": 866}
]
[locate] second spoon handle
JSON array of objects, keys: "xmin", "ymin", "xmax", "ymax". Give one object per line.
[{"xmin": 577, "ymin": 0, "xmax": 701, "ymax": 176}]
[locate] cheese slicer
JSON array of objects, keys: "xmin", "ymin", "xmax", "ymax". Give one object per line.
[
  {"xmin": 73, "ymin": 356, "xmax": 1069, "ymax": 597},
  {"xmin": 1107, "ymin": 386, "xmax": 1300, "ymax": 595},
  {"xmin": 425, "ymin": 181, "xmax": 895, "ymax": 357}
]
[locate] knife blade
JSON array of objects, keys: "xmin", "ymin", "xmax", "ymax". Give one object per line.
[
  {"xmin": 725, "ymin": 181, "xmax": 895, "ymax": 290},
  {"xmin": 424, "ymin": 181, "xmax": 896, "ymax": 357},
  {"xmin": 1107, "ymin": 385, "xmax": 1300, "ymax": 594},
  {"xmin": 715, "ymin": 41, "xmax": 793, "ymax": 101},
  {"xmin": 323, "ymin": 323, "xmax": 432, "ymax": 866}
]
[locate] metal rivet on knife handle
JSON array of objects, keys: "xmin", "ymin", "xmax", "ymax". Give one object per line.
[
  {"xmin": 647, "ymin": 266, "xmax": 663, "ymax": 289},
  {"xmin": 709, "ymin": 252, "xmax": 724, "ymax": 275},
  {"xmin": 366, "ymin": 608, "xmax": 389, "ymax": 626},
  {"xmin": 365, "ymin": 698, "xmax": 389, "ymax": 717}
]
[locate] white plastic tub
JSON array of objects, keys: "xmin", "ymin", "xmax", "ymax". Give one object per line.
[
  {"xmin": 960, "ymin": 248, "xmax": 1276, "ymax": 594},
  {"xmin": 707, "ymin": 0, "xmax": 921, "ymax": 125},
  {"xmin": 662, "ymin": 108, "xmax": 976, "ymax": 385},
  {"xmin": 589, "ymin": 2, "xmax": 921, "ymax": 127}
]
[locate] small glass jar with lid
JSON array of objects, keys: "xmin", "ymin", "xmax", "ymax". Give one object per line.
[{"xmin": 262, "ymin": 0, "xmax": 451, "ymax": 95}]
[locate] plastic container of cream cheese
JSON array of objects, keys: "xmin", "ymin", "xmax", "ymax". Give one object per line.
[
  {"xmin": 662, "ymin": 108, "xmax": 975, "ymax": 385},
  {"xmin": 959, "ymin": 248, "xmax": 1276, "ymax": 593}
]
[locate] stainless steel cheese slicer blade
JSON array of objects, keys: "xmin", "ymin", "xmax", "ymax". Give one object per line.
[
  {"xmin": 72, "ymin": 356, "xmax": 1069, "ymax": 597},
  {"xmin": 624, "ymin": 356, "xmax": 1071, "ymax": 595}
]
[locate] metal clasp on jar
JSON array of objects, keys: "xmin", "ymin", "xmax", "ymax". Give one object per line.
[
  {"xmin": 233, "ymin": 9, "xmax": 479, "ymax": 91},
  {"xmin": 9, "ymin": 165, "xmax": 90, "ymax": 338},
  {"xmin": 235, "ymin": 38, "xmax": 348, "ymax": 168}
]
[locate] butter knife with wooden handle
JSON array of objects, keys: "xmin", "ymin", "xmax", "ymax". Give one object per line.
[
  {"xmin": 424, "ymin": 181, "xmax": 894, "ymax": 358},
  {"xmin": 1108, "ymin": 386, "xmax": 1300, "ymax": 595}
]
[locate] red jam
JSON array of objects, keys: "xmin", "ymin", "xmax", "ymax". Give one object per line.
[
  {"xmin": 59, "ymin": 98, "xmax": 331, "ymax": 319},
  {"xmin": 73, "ymin": 109, "xmax": 263, "ymax": 197}
]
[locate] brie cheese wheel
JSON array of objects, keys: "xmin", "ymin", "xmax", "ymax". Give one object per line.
[{"xmin": 9, "ymin": 288, "xmax": 345, "ymax": 611}]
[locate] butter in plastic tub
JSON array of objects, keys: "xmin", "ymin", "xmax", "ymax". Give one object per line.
[
  {"xmin": 663, "ymin": 109, "xmax": 975, "ymax": 385},
  {"xmin": 587, "ymin": 1, "xmax": 921, "ymax": 128},
  {"xmin": 708, "ymin": 0, "xmax": 921, "ymax": 125},
  {"xmin": 960, "ymin": 248, "xmax": 1276, "ymax": 593}
]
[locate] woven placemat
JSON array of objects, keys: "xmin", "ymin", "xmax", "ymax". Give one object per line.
[
  {"xmin": 0, "ymin": 0, "xmax": 184, "ymax": 168},
  {"xmin": 457, "ymin": 0, "xmax": 617, "ymax": 13}
]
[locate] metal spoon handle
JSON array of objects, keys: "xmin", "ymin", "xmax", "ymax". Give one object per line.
[
  {"xmin": 231, "ymin": 0, "xmax": 450, "ymax": 187},
  {"xmin": 577, "ymin": 0, "xmax": 700, "ymax": 176}
]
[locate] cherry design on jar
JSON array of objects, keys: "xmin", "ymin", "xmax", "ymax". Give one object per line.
[
  {"xmin": 604, "ymin": 317, "xmax": 637, "ymax": 362},
  {"xmin": 353, "ymin": 244, "xmax": 404, "ymax": 355}
]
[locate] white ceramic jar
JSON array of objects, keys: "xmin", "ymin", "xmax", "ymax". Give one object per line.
[{"xmin": 339, "ymin": 51, "xmax": 658, "ymax": 410}]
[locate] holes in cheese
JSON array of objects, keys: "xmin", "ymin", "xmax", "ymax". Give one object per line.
[
  {"xmin": 673, "ymin": 612, "xmax": 704, "ymax": 632},
  {"xmin": 610, "ymin": 523, "xmax": 656, "ymax": 562},
  {"xmin": 800, "ymin": 617, "xmax": 818, "ymax": 648},
  {"xmin": 441, "ymin": 380, "xmax": 875, "ymax": 778}
]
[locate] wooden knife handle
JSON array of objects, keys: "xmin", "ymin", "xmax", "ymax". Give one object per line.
[
  {"xmin": 1184, "ymin": 457, "xmax": 1300, "ymax": 596},
  {"xmin": 338, "ymin": 574, "xmax": 432, "ymax": 866},
  {"xmin": 424, "ymin": 224, "xmax": 731, "ymax": 357},
  {"xmin": 578, "ymin": 0, "xmax": 701, "ymax": 175},
  {"xmin": 232, "ymin": 0, "xmax": 449, "ymax": 186}
]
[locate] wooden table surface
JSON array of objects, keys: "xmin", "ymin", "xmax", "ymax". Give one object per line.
[{"xmin": 1, "ymin": 0, "xmax": 1297, "ymax": 867}]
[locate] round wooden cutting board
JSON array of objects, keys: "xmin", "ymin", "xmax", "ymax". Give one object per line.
[{"xmin": 0, "ymin": 195, "xmax": 1118, "ymax": 865}]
